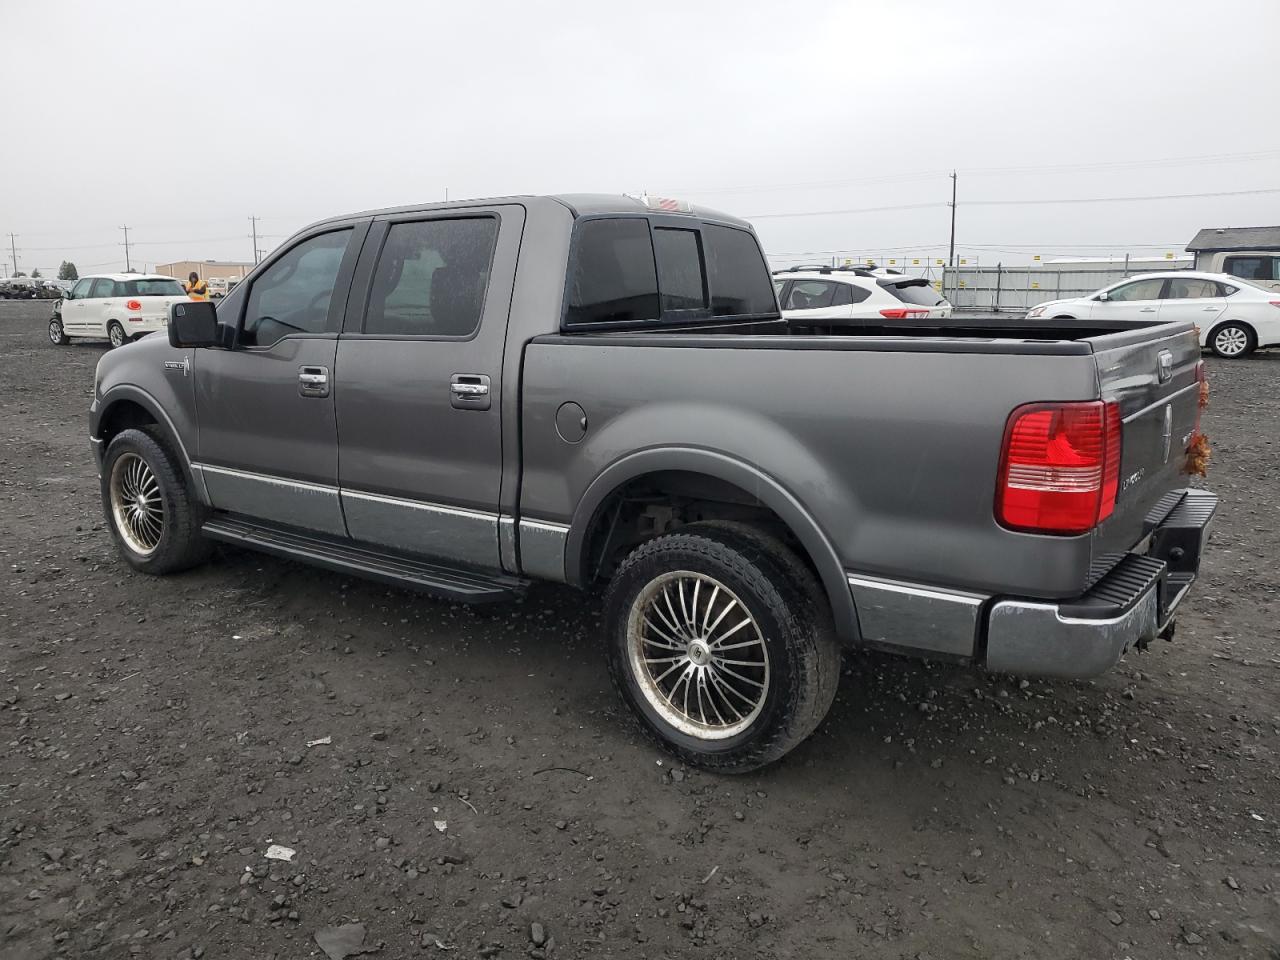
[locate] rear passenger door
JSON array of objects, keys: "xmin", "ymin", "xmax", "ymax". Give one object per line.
[
  {"xmin": 1157, "ymin": 276, "xmax": 1226, "ymax": 325},
  {"xmin": 333, "ymin": 205, "xmax": 525, "ymax": 569},
  {"xmin": 88, "ymin": 277, "xmax": 119, "ymax": 335}
]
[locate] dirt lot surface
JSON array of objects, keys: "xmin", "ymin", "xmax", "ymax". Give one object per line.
[{"xmin": 1, "ymin": 298, "xmax": 1277, "ymax": 960}]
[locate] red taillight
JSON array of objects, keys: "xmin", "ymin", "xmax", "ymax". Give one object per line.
[
  {"xmin": 1269, "ymin": 301, "xmax": 1280, "ymax": 309},
  {"xmin": 879, "ymin": 307, "xmax": 930, "ymax": 319},
  {"xmin": 125, "ymin": 299, "xmax": 142, "ymax": 311},
  {"xmin": 996, "ymin": 400, "xmax": 1123, "ymax": 535}
]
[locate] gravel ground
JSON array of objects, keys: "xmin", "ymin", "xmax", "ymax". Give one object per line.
[{"xmin": 1, "ymin": 298, "xmax": 1277, "ymax": 960}]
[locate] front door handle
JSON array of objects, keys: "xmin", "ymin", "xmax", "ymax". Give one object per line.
[
  {"xmin": 299, "ymin": 365, "xmax": 330, "ymax": 398},
  {"xmin": 1139, "ymin": 307, "xmax": 1157, "ymax": 313},
  {"xmin": 450, "ymin": 373, "xmax": 491, "ymax": 410}
]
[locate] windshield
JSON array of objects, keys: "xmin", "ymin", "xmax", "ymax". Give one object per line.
[
  {"xmin": 881, "ymin": 278, "xmax": 946, "ymax": 306},
  {"xmin": 123, "ymin": 279, "xmax": 185, "ymax": 297}
]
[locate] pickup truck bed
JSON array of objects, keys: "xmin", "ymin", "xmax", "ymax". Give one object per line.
[{"xmin": 89, "ymin": 193, "xmax": 1216, "ymax": 772}]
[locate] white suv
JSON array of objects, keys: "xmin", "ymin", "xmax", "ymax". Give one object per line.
[
  {"xmin": 773, "ymin": 266, "xmax": 952, "ymax": 328},
  {"xmin": 49, "ymin": 274, "xmax": 190, "ymax": 348}
]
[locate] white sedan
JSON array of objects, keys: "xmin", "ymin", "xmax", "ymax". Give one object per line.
[
  {"xmin": 1027, "ymin": 270, "xmax": 1280, "ymax": 358},
  {"xmin": 49, "ymin": 274, "xmax": 190, "ymax": 348}
]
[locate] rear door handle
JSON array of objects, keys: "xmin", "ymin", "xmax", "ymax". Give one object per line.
[
  {"xmin": 299, "ymin": 365, "xmax": 329, "ymax": 398},
  {"xmin": 451, "ymin": 373, "xmax": 491, "ymax": 410},
  {"xmin": 1139, "ymin": 307, "xmax": 1157, "ymax": 313}
]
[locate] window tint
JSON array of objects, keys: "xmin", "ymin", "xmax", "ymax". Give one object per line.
[
  {"xmin": 1106, "ymin": 278, "xmax": 1164, "ymax": 301},
  {"xmin": 364, "ymin": 218, "xmax": 498, "ymax": 337},
  {"xmin": 785, "ymin": 280, "xmax": 836, "ymax": 310},
  {"xmin": 653, "ymin": 228, "xmax": 707, "ymax": 312},
  {"xmin": 885, "ymin": 279, "xmax": 944, "ymax": 306},
  {"xmin": 1165, "ymin": 277, "xmax": 1221, "ymax": 299},
  {"xmin": 566, "ymin": 219, "xmax": 659, "ymax": 325},
  {"xmin": 1222, "ymin": 256, "xmax": 1273, "ymax": 281},
  {"xmin": 123, "ymin": 278, "xmax": 185, "ymax": 297},
  {"xmin": 703, "ymin": 224, "xmax": 777, "ymax": 317},
  {"xmin": 242, "ymin": 230, "xmax": 351, "ymax": 346},
  {"xmin": 90, "ymin": 278, "xmax": 118, "ymax": 298},
  {"xmin": 70, "ymin": 279, "xmax": 94, "ymax": 299},
  {"xmin": 831, "ymin": 283, "xmax": 853, "ymax": 306}
]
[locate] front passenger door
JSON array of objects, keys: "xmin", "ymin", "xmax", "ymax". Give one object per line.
[
  {"xmin": 1094, "ymin": 277, "xmax": 1167, "ymax": 321},
  {"xmin": 62, "ymin": 278, "xmax": 94, "ymax": 333},
  {"xmin": 192, "ymin": 224, "xmax": 368, "ymax": 536}
]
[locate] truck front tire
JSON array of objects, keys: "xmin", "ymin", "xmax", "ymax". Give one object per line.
[
  {"xmin": 603, "ymin": 526, "xmax": 840, "ymax": 772},
  {"xmin": 101, "ymin": 428, "xmax": 211, "ymax": 575}
]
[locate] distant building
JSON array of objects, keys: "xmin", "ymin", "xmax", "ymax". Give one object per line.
[{"xmin": 154, "ymin": 259, "xmax": 253, "ymax": 282}]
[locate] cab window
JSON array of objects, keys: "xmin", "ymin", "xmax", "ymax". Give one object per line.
[
  {"xmin": 363, "ymin": 218, "xmax": 498, "ymax": 337},
  {"xmin": 241, "ymin": 230, "xmax": 352, "ymax": 346},
  {"xmin": 1222, "ymin": 255, "xmax": 1278, "ymax": 281},
  {"xmin": 70, "ymin": 279, "xmax": 94, "ymax": 299}
]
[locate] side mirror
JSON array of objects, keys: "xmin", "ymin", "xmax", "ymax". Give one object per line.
[
  {"xmin": 168, "ymin": 300, "xmax": 221, "ymax": 348},
  {"xmin": 1096, "ymin": 291, "xmax": 1110, "ymax": 302}
]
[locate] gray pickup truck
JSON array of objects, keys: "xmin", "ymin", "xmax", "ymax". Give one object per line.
[{"xmin": 89, "ymin": 194, "xmax": 1216, "ymax": 771}]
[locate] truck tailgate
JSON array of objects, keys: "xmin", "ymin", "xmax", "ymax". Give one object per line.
[{"xmin": 1090, "ymin": 322, "xmax": 1202, "ymax": 574}]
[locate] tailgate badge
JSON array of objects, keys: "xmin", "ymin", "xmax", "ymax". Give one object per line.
[
  {"xmin": 1161, "ymin": 404, "xmax": 1173, "ymax": 463},
  {"xmin": 1157, "ymin": 350, "xmax": 1173, "ymax": 383}
]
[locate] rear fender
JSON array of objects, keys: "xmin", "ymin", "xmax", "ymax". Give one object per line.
[{"xmin": 566, "ymin": 447, "xmax": 860, "ymax": 644}]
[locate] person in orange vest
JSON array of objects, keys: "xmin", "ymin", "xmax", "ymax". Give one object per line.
[{"xmin": 185, "ymin": 272, "xmax": 209, "ymax": 301}]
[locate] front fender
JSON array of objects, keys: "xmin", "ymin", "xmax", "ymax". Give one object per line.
[{"xmin": 91, "ymin": 382, "xmax": 207, "ymax": 504}]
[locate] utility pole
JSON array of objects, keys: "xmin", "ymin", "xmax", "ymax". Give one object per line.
[
  {"xmin": 120, "ymin": 225, "xmax": 132, "ymax": 272},
  {"xmin": 947, "ymin": 171, "xmax": 957, "ymax": 268},
  {"xmin": 6, "ymin": 233, "xmax": 17, "ymax": 276},
  {"xmin": 249, "ymin": 215, "xmax": 261, "ymax": 263}
]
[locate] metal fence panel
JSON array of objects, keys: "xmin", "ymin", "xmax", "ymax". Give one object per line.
[{"xmin": 942, "ymin": 263, "xmax": 1185, "ymax": 313}]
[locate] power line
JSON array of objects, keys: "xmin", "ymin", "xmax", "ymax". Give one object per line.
[
  {"xmin": 745, "ymin": 186, "xmax": 1280, "ymax": 221},
  {"xmin": 666, "ymin": 148, "xmax": 1280, "ymax": 198}
]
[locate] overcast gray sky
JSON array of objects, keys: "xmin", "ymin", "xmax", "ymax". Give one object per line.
[{"xmin": 3, "ymin": 0, "xmax": 1279, "ymax": 275}]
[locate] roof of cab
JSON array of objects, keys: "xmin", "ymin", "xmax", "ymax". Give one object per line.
[{"xmin": 305, "ymin": 193, "xmax": 752, "ymax": 233}]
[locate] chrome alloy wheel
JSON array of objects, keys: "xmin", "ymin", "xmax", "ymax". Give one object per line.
[
  {"xmin": 1213, "ymin": 326, "xmax": 1249, "ymax": 357},
  {"xmin": 109, "ymin": 452, "xmax": 164, "ymax": 556},
  {"xmin": 48, "ymin": 318, "xmax": 64, "ymax": 343},
  {"xmin": 626, "ymin": 571, "xmax": 770, "ymax": 739},
  {"xmin": 108, "ymin": 323, "xmax": 126, "ymax": 348}
]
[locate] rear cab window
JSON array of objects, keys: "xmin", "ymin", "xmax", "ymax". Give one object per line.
[
  {"xmin": 1223, "ymin": 255, "xmax": 1280, "ymax": 281},
  {"xmin": 565, "ymin": 217, "xmax": 777, "ymax": 329}
]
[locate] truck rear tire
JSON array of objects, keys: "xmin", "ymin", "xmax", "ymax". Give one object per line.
[
  {"xmin": 603, "ymin": 526, "xmax": 840, "ymax": 772},
  {"xmin": 101, "ymin": 428, "xmax": 211, "ymax": 575}
]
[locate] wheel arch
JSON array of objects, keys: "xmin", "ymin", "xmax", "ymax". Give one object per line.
[
  {"xmin": 94, "ymin": 386, "xmax": 206, "ymax": 503},
  {"xmin": 565, "ymin": 447, "xmax": 860, "ymax": 644},
  {"xmin": 1207, "ymin": 317, "xmax": 1258, "ymax": 353}
]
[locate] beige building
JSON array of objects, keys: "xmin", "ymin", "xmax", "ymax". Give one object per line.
[{"xmin": 155, "ymin": 259, "xmax": 253, "ymax": 282}]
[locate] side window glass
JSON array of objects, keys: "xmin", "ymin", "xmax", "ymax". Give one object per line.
[
  {"xmin": 1166, "ymin": 278, "xmax": 1218, "ymax": 299},
  {"xmin": 91, "ymin": 278, "xmax": 117, "ymax": 298},
  {"xmin": 1216, "ymin": 282, "xmax": 1238, "ymax": 297},
  {"xmin": 785, "ymin": 280, "xmax": 836, "ymax": 310},
  {"xmin": 364, "ymin": 218, "xmax": 498, "ymax": 337},
  {"xmin": 242, "ymin": 230, "xmax": 352, "ymax": 346},
  {"xmin": 652, "ymin": 228, "xmax": 707, "ymax": 312},
  {"xmin": 70, "ymin": 279, "xmax": 93, "ymax": 299},
  {"xmin": 702, "ymin": 224, "xmax": 777, "ymax": 317},
  {"xmin": 1108, "ymin": 278, "xmax": 1164, "ymax": 301},
  {"xmin": 848, "ymin": 283, "xmax": 871, "ymax": 304},
  {"xmin": 1223, "ymin": 256, "xmax": 1266, "ymax": 280},
  {"xmin": 566, "ymin": 218, "xmax": 659, "ymax": 325},
  {"xmin": 831, "ymin": 283, "xmax": 853, "ymax": 306}
]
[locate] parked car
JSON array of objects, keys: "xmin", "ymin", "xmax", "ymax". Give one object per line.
[
  {"xmin": 1027, "ymin": 271, "xmax": 1280, "ymax": 358},
  {"xmin": 49, "ymin": 274, "xmax": 190, "ymax": 348},
  {"xmin": 0, "ymin": 277, "xmax": 38, "ymax": 299},
  {"xmin": 89, "ymin": 194, "xmax": 1216, "ymax": 771},
  {"xmin": 773, "ymin": 264, "xmax": 951, "ymax": 329}
]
